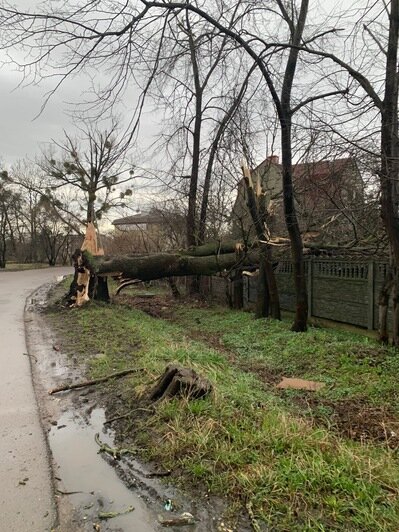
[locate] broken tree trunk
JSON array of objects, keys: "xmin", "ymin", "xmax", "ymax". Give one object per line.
[
  {"xmin": 68, "ymin": 247, "xmax": 258, "ymax": 306},
  {"xmin": 182, "ymin": 240, "xmax": 248, "ymax": 257},
  {"xmin": 68, "ymin": 222, "xmax": 109, "ymax": 306},
  {"xmin": 99, "ymin": 250, "xmax": 258, "ymax": 279},
  {"xmin": 150, "ymin": 365, "xmax": 212, "ymax": 401},
  {"xmin": 241, "ymin": 162, "xmax": 281, "ymax": 320}
]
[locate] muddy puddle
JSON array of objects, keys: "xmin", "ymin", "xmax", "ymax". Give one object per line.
[
  {"xmin": 25, "ymin": 282, "xmax": 234, "ymax": 532},
  {"xmin": 50, "ymin": 407, "xmax": 155, "ymax": 531}
]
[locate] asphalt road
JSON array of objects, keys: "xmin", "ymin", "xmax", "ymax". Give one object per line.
[{"xmin": 0, "ymin": 267, "xmax": 72, "ymax": 532}]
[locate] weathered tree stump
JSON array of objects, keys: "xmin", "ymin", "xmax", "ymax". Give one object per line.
[{"xmin": 150, "ymin": 365, "xmax": 212, "ymax": 401}]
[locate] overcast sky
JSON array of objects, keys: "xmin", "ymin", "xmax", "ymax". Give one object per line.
[{"xmin": 0, "ymin": 68, "xmax": 75, "ymax": 164}]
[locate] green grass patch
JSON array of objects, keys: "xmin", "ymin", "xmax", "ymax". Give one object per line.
[
  {"xmin": 174, "ymin": 307, "xmax": 399, "ymax": 410},
  {"xmin": 46, "ymin": 294, "xmax": 399, "ymax": 530}
]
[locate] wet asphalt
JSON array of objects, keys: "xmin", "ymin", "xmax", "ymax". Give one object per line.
[{"xmin": 0, "ymin": 267, "xmax": 72, "ymax": 532}]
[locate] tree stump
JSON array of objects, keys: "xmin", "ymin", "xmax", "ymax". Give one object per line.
[{"xmin": 150, "ymin": 365, "xmax": 212, "ymax": 401}]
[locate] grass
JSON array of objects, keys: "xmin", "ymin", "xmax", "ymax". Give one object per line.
[
  {"xmin": 46, "ymin": 286, "xmax": 399, "ymax": 531},
  {"xmin": 174, "ymin": 306, "xmax": 399, "ymax": 409}
]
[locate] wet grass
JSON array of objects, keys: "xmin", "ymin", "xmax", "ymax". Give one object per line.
[
  {"xmin": 174, "ymin": 307, "xmax": 399, "ymax": 410},
  {"xmin": 46, "ymin": 288, "xmax": 399, "ymax": 531}
]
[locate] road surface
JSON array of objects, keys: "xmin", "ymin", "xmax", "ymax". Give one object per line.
[{"xmin": 0, "ymin": 267, "xmax": 72, "ymax": 532}]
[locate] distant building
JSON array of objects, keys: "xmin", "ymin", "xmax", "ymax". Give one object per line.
[
  {"xmin": 112, "ymin": 209, "xmax": 186, "ymax": 253},
  {"xmin": 232, "ymin": 156, "xmax": 364, "ymax": 242}
]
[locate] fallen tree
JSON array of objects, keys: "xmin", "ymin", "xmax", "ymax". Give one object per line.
[{"xmin": 68, "ymin": 246, "xmax": 259, "ymax": 306}]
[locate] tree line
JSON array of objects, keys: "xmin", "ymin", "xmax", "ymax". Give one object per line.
[{"xmin": 0, "ymin": 1, "xmax": 397, "ymax": 342}]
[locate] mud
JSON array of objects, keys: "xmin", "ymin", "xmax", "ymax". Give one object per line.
[
  {"xmin": 26, "ymin": 283, "xmax": 245, "ymax": 532},
  {"xmin": 290, "ymin": 393, "xmax": 399, "ymax": 449},
  {"xmin": 116, "ymin": 293, "xmax": 179, "ymax": 319}
]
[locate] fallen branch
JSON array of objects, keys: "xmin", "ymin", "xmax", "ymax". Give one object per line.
[
  {"xmin": 246, "ymin": 501, "xmax": 261, "ymax": 532},
  {"xmin": 98, "ymin": 506, "xmax": 134, "ymax": 520},
  {"xmin": 56, "ymin": 489, "xmax": 84, "ymax": 496},
  {"xmin": 48, "ymin": 368, "xmax": 143, "ymax": 395},
  {"xmin": 94, "ymin": 432, "xmax": 136, "ymax": 460},
  {"xmin": 115, "ymin": 279, "xmax": 142, "ymax": 295}
]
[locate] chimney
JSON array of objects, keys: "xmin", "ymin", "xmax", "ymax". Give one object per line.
[{"xmin": 267, "ymin": 154, "xmax": 279, "ymax": 164}]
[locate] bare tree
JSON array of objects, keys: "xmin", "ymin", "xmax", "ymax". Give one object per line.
[
  {"xmin": 134, "ymin": 1, "xmax": 349, "ymax": 331},
  {"xmin": 269, "ymin": 0, "xmax": 399, "ymax": 343},
  {"xmin": 0, "ymin": 175, "xmax": 21, "ymax": 267},
  {"xmin": 40, "ymin": 122, "xmax": 135, "ymax": 227},
  {"xmin": 37, "ymin": 203, "xmax": 72, "ymax": 266}
]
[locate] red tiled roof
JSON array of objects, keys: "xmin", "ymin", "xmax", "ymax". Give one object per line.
[
  {"xmin": 292, "ymin": 158, "xmax": 354, "ymax": 181},
  {"xmin": 253, "ymin": 156, "xmax": 357, "ymax": 185}
]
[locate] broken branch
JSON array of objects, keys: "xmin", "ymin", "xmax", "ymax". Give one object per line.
[{"xmin": 48, "ymin": 368, "xmax": 143, "ymax": 395}]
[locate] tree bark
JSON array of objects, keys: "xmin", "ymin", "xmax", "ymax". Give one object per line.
[
  {"xmin": 68, "ymin": 248, "xmax": 259, "ymax": 306},
  {"xmin": 380, "ymin": 0, "xmax": 399, "ymax": 344},
  {"xmin": 183, "ymin": 240, "xmax": 245, "ymax": 257},
  {"xmin": 231, "ymin": 270, "xmax": 244, "ymax": 309},
  {"xmin": 150, "ymin": 365, "xmax": 212, "ymax": 401},
  {"xmin": 97, "ymin": 251, "xmax": 258, "ymax": 280},
  {"xmin": 378, "ymin": 268, "xmax": 393, "ymax": 344},
  {"xmin": 242, "ymin": 164, "xmax": 281, "ymax": 319},
  {"xmin": 255, "ymin": 254, "xmax": 269, "ymax": 319},
  {"xmin": 279, "ymin": 0, "xmax": 309, "ymax": 332}
]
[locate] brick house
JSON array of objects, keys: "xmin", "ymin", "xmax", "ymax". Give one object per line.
[{"xmin": 232, "ymin": 156, "xmax": 364, "ymax": 241}]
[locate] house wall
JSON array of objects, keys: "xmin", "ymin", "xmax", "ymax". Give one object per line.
[
  {"xmin": 231, "ymin": 163, "xmax": 281, "ymax": 239},
  {"xmin": 231, "ymin": 158, "xmax": 365, "ymax": 241}
]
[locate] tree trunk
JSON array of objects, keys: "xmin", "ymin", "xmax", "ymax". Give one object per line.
[
  {"xmin": 255, "ymin": 256, "xmax": 269, "ymax": 319},
  {"xmin": 231, "ymin": 270, "xmax": 244, "ymax": 310},
  {"xmin": 97, "ymin": 251, "xmax": 258, "ymax": 280},
  {"xmin": 150, "ymin": 365, "xmax": 212, "ymax": 401},
  {"xmin": 242, "ymin": 164, "xmax": 281, "ymax": 319},
  {"xmin": 378, "ymin": 268, "xmax": 393, "ymax": 344},
  {"xmin": 393, "ymin": 270, "xmax": 399, "ymax": 345},
  {"xmin": 167, "ymin": 277, "xmax": 181, "ymax": 299},
  {"xmin": 184, "ymin": 240, "xmax": 245, "ymax": 256},
  {"xmin": 281, "ymin": 120, "xmax": 308, "ymax": 331},
  {"xmin": 263, "ymin": 244, "xmax": 281, "ymax": 320},
  {"xmin": 68, "ymin": 248, "xmax": 259, "ymax": 306},
  {"xmin": 379, "ymin": 0, "xmax": 399, "ymax": 344}
]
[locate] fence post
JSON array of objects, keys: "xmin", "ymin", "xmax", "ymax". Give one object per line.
[
  {"xmin": 307, "ymin": 257, "xmax": 313, "ymax": 318},
  {"xmin": 367, "ymin": 261, "xmax": 375, "ymax": 330}
]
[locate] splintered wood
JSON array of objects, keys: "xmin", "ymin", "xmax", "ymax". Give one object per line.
[
  {"xmin": 81, "ymin": 222, "xmax": 104, "ymax": 256},
  {"xmin": 276, "ymin": 377, "xmax": 325, "ymax": 391},
  {"xmin": 74, "ymin": 222, "xmax": 105, "ymax": 307}
]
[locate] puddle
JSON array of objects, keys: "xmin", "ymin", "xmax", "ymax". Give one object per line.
[{"xmin": 50, "ymin": 408, "xmax": 156, "ymax": 531}]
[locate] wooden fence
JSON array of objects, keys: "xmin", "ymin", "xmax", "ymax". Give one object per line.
[{"xmin": 201, "ymin": 259, "xmax": 390, "ymax": 330}]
